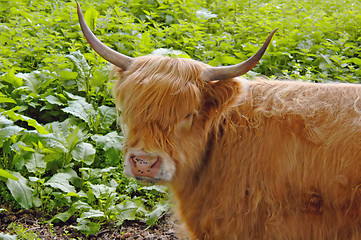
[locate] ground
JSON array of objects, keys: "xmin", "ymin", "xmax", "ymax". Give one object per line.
[{"xmin": 0, "ymin": 207, "xmax": 181, "ymax": 240}]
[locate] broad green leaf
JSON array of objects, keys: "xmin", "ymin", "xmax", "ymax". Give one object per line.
[
  {"xmin": 16, "ymin": 72, "xmax": 40, "ymax": 93},
  {"xmin": 320, "ymin": 53, "xmax": 333, "ymax": 65},
  {"xmin": 25, "ymin": 118, "xmax": 49, "ymax": 135},
  {"xmin": 90, "ymin": 66, "xmax": 108, "ymax": 87},
  {"xmin": 105, "ymin": 147, "xmax": 121, "ymax": 165},
  {"xmin": 91, "ymin": 131, "xmax": 123, "ymax": 164},
  {"xmin": 62, "ymin": 99, "xmax": 95, "ymax": 122},
  {"xmin": 13, "ymin": 150, "xmax": 30, "ymax": 171},
  {"xmin": 60, "ymin": 168, "xmax": 80, "ymax": 179},
  {"xmin": 79, "ymin": 167, "xmax": 117, "ymax": 180},
  {"xmin": 65, "ymin": 51, "xmax": 91, "ymax": 91},
  {"xmin": 66, "ymin": 192, "xmax": 80, "ymax": 197},
  {"xmin": 195, "ymin": 8, "xmax": 217, "ymax": 20},
  {"xmin": 73, "ymin": 200, "xmax": 92, "ymax": 211},
  {"xmin": 0, "ymin": 96, "xmax": 16, "ymax": 104},
  {"xmin": 72, "ymin": 142, "xmax": 96, "ymax": 165},
  {"xmin": 58, "ymin": 70, "xmax": 78, "ymax": 80},
  {"xmin": 88, "ymin": 183, "xmax": 116, "ymax": 198},
  {"xmin": 84, "ymin": 6, "xmax": 99, "ymax": 31},
  {"xmin": 24, "ymin": 152, "xmax": 46, "ymax": 174},
  {"xmin": 64, "ymin": 91, "xmax": 85, "ymax": 101},
  {"xmin": 3, "ymin": 110, "xmax": 49, "ymax": 135},
  {"xmin": 98, "ymin": 106, "xmax": 116, "ymax": 129},
  {"xmin": 72, "ymin": 219, "xmax": 101, "ymax": 236},
  {"xmin": 51, "ymin": 210, "xmax": 73, "ymax": 223},
  {"xmin": 91, "ymin": 131, "xmax": 123, "ymax": 151},
  {"xmin": 45, "ymin": 95, "xmax": 66, "ymax": 106},
  {"xmin": 32, "ymin": 197, "xmax": 42, "ymax": 208},
  {"xmin": 151, "ymin": 48, "xmax": 190, "ymax": 58},
  {"xmin": 219, "ymin": 55, "xmax": 240, "ymax": 65},
  {"xmin": 0, "ymin": 68, "xmax": 23, "ymax": 88},
  {"xmin": 145, "ymin": 202, "xmax": 170, "ymax": 225},
  {"xmin": 99, "ymin": 166, "xmax": 117, "ymax": 173},
  {"xmin": 115, "ymin": 200, "xmax": 142, "ymax": 223},
  {"xmin": 0, "ymin": 232, "xmax": 17, "ymax": 240},
  {"xmin": 81, "ymin": 209, "xmax": 105, "ymax": 219},
  {"xmin": 41, "ymin": 133, "xmax": 68, "ymax": 153},
  {"xmin": 0, "ymin": 115, "xmax": 13, "ymax": 125},
  {"xmin": 28, "ymin": 176, "xmax": 42, "ymax": 183},
  {"xmin": 345, "ymin": 58, "xmax": 361, "ymax": 66},
  {"xmin": 16, "ymin": 70, "xmax": 54, "ymax": 94},
  {"xmin": 0, "ymin": 169, "xmax": 18, "ymax": 181},
  {"xmin": 66, "ymin": 127, "xmax": 80, "ymax": 151},
  {"xmin": 50, "ymin": 201, "xmax": 77, "ymax": 222},
  {"xmin": 6, "ymin": 172, "xmax": 33, "ymax": 209},
  {"xmin": 0, "ymin": 125, "xmax": 23, "ymax": 147},
  {"xmin": 18, "ymin": 144, "xmax": 36, "ymax": 152},
  {"xmin": 0, "ymin": 125, "xmax": 23, "ymax": 138},
  {"xmin": 140, "ymin": 185, "xmax": 168, "ymax": 194},
  {"xmin": 44, "ymin": 173, "xmax": 76, "ymax": 193}
]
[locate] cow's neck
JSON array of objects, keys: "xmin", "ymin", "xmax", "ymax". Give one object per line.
[{"xmin": 169, "ymin": 107, "xmax": 254, "ymax": 238}]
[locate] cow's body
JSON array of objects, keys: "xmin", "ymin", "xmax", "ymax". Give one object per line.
[
  {"xmin": 171, "ymin": 79, "xmax": 361, "ymax": 239},
  {"xmin": 113, "ymin": 57, "xmax": 361, "ymax": 239},
  {"xmin": 76, "ymin": 6, "xmax": 361, "ymax": 238}
]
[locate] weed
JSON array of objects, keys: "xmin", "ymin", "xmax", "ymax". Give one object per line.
[{"xmin": 7, "ymin": 222, "xmax": 41, "ymax": 240}]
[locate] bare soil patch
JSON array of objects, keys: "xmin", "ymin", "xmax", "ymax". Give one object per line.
[{"xmin": 0, "ymin": 207, "xmax": 180, "ymax": 239}]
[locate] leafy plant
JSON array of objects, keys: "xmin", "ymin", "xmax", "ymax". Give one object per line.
[
  {"xmin": 0, "ymin": 169, "xmax": 18, "ymax": 180},
  {"xmin": 0, "ymin": 232, "xmax": 18, "ymax": 240},
  {"xmin": 6, "ymin": 222, "xmax": 42, "ymax": 240}
]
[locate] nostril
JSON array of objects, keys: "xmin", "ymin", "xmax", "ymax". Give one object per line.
[
  {"xmin": 150, "ymin": 157, "xmax": 162, "ymax": 169},
  {"xmin": 129, "ymin": 155, "xmax": 137, "ymax": 167}
]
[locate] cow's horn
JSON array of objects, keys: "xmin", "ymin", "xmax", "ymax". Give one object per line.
[
  {"xmin": 201, "ymin": 29, "xmax": 278, "ymax": 81},
  {"xmin": 76, "ymin": 2, "xmax": 133, "ymax": 70}
]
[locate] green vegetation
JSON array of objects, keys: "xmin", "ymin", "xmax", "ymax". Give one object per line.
[
  {"xmin": 5, "ymin": 222, "xmax": 42, "ymax": 240},
  {"xmin": 0, "ymin": 0, "xmax": 360, "ymax": 236}
]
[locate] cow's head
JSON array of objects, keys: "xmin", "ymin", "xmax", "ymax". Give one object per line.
[{"xmin": 77, "ymin": 3, "xmax": 276, "ymax": 183}]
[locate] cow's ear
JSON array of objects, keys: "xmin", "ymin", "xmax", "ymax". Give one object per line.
[
  {"xmin": 112, "ymin": 65, "xmax": 126, "ymax": 108},
  {"xmin": 110, "ymin": 65, "xmax": 125, "ymax": 79},
  {"xmin": 203, "ymin": 80, "xmax": 241, "ymax": 113}
]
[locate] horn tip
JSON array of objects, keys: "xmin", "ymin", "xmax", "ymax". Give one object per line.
[
  {"xmin": 271, "ymin": 28, "xmax": 279, "ymax": 35},
  {"xmin": 76, "ymin": 2, "xmax": 81, "ymax": 14}
]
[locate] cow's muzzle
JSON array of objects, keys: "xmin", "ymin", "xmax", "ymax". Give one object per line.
[{"xmin": 128, "ymin": 152, "xmax": 162, "ymax": 179}]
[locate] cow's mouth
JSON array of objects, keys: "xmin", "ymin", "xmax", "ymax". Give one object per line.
[
  {"xmin": 125, "ymin": 149, "xmax": 176, "ymax": 183},
  {"xmin": 135, "ymin": 176, "xmax": 162, "ymax": 184}
]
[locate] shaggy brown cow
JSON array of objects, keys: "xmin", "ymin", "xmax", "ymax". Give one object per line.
[{"xmin": 77, "ymin": 3, "xmax": 361, "ymax": 239}]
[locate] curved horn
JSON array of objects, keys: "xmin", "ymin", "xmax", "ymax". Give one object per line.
[
  {"xmin": 76, "ymin": 2, "xmax": 133, "ymax": 70},
  {"xmin": 201, "ymin": 28, "xmax": 278, "ymax": 81}
]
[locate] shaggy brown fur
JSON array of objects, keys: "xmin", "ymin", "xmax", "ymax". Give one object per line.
[{"xmin": 113, "ymin": 55, "xmax": 361, "ymax": 239}]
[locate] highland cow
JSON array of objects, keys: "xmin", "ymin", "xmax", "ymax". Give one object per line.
[{"xmin": 77, "ymin": 3, "xmax": 361, "ymax": 239}]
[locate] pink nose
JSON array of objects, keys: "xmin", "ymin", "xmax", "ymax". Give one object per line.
[{"xmin": 128, "ymin": 153, "xmax": 162, "ymax": 178}]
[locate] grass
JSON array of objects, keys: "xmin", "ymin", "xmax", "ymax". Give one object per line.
[{"xmin": 0, "ymin": 0, "xmax": 360, "ymax": 236}]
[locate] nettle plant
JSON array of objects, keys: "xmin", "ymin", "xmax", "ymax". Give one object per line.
[{"xmin": 0, "ymin": 49, "xmax": 169, "ymax": 235}]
